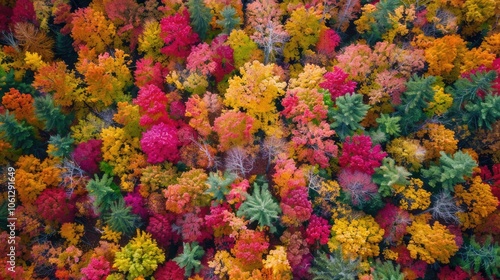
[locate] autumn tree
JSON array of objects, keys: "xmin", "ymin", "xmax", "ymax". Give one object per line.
[
  {"xmin": 160, "ymin": 10, "xmax": 199, "ymax": 60},
  {"xmin": 328, "ymin": 0, "xmax": 362, "ymax": 32},
  {"xmin": 224, "ymin": 60, "xmax": 286, "ymax": 136},
  {"xmin": 283, "ymin": 6, "xmax": 324, "ymax": 63},
  {"xmin": 32, "ymin": 61, "xmax": 84, "ymax": 107},
  {"xmin": 424, "ymin": 35, "xmax": 467, "ymax": 83},
  {"xmin": 214, "ymin": 111, "xmax": 258, "ymax": 152},
  {"xmin": 75, "ymin": 49, "xmax": 133, "ymax": 108},
  {"xmin": 406, "ymin": 219, "xmax": 459, "ymax": 264},
  {"xmin": 71, "ymin": 7, "xmax": 118, "ymax": 53},
  {"xmin": 246, "ymin": 0, "xmax": 288, "ymax": 64}
]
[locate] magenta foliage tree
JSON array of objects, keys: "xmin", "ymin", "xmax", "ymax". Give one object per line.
[
  {"xmin": 160, "ymin": 10, "xmax": 199, "ymax": 59},
  {"xmin": 133, "ymin": 84, "xmax": 172, "ymax": 128},
  {"xmin": 291, "ymin": 122, "xmax": 338, "ymax": 168},
  {"xmin": 305, "ymin": 215, "xmax": 330, "ymax": 246},
  {"xmin": 169, "ymin": 100, "xmax": 187, "ymax": 121},
  {"xmin": 281, "ymin": 187, "xmax": 312, "ymax": 225},
  {"xmin": 319, "ymin": 67, "xmax": 357, "ymax": 100},
  {"xmin": 124, "ymin": 190, "xmax": 149, "ymax": 220},
  {"xmin": 211, "ymin": 35, "xmax": 235, "ymax": 82},
  {"xmin": 204, "ymin": 203, "xmax": 232, "ymax": 231},
  {"xmin": 339, "ymin": 134, "xmax": 387, "ymax": 175},
  {"xmin": 81, "ymin": 256, "xmax": 111, "ymax": 280},
  {"xmin": 72, "ymin": 139, "xmax": 103, "ymax": 174},
  {"xmin": 140, "ymin": 122, "xmax": 180, "ymax": 164}
]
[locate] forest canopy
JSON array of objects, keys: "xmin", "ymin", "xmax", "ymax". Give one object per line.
[{"xmin": 0, "ymin": 0, "xmax": 500, "ymax": 279}]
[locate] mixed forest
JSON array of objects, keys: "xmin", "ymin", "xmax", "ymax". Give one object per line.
[{"xmin": 0, "ymin": 0, "xmax": 500, "ymax": 279}]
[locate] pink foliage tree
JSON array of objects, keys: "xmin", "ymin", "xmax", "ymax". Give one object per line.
[
  {"xmin": 368, "ymin": 70, "xmax": 407, "ymax": 104},
  {"xmin": 226, "ymin": 179, "xmax": 250, "ymax": 208},
  {"xmin": 133, "ymin": 84, "xmax": 172, "ymax": 128},
  {"xmin": 305, "ymin": 215, "xmax": 330, "ymax": 246},
  {"xmin": 273, "ymin": 155, "xmax": 307, "ymax": 197},
  {"xmin": 186, "ymin": 36, "xmax": 235, "ymax": 82},
  {"xmin": 319, "ymin": 67, "xmax": 357, "ymax": 100},
  {"xmin": 160, "ymin": 10, "xmax": 199, "ymax": 59},
  {"xmin": 339, "ymin": 135, "xmax": 387, "ymax": 175},
  {"xmin": 186, "ymin": 43, "xmax": 217, "ymax": 75},
  {"xmin": 291, "ymin": 121, "xmax": 338, "ymax": 168},
  {"xmin": 337, "ymin": 169, "xmax": 379, "ymax": 208},
  {"xmin": 134, "ymin": 58, "xmax": 167, "ymax": 89},
  {"xmin": 81, "ymin": 256, "xmax": 111, "ymax": 280},
  {"xmin": 140, "ymin": 122, "xmax": 180, "ymax": 164},
  {"xmin": 335, "ymin": 43, "xmax": 373, "ymax": 81},
  {"xmin": 169, "ymin": 100, "xmax": 186, "ymax": 121},
  {"xmin": 204, "ymin": 204, "xmax": 232, "ymax": 232},
  {"xmin": 281, "ymin": 187, "xmax": 313, "ymax": 226},
  {"xmin": 282, "ymin": 88, "xmax": 328, "ymax": 125}
]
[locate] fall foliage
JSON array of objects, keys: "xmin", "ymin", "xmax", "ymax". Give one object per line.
[{"xmin": 2, "ymin": 0, "xmax": 500, "ymax": 279}]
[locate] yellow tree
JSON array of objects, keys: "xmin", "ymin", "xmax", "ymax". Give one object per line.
[
  {"xmin": 454, "ymin": 176, "xmax": 498, "ymax": 229},
  {"xmin": 283, "ymin": 6, "xmax": 324, "ymax": 64},
  {"xmin": 329, "ymin": 215, "xmax": 384, "ymax": 260},
  {"xmin": 224, "ymin": 60, "xmax": 286, "ymax": 136},
  {"xmin": 406, "ymin": 219, "xmax": 459, "ymax": 264}
]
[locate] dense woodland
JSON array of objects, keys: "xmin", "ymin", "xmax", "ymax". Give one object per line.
[{"xmin": 0, "ymin": 0, "xmax": 500, "ymax": 279}]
